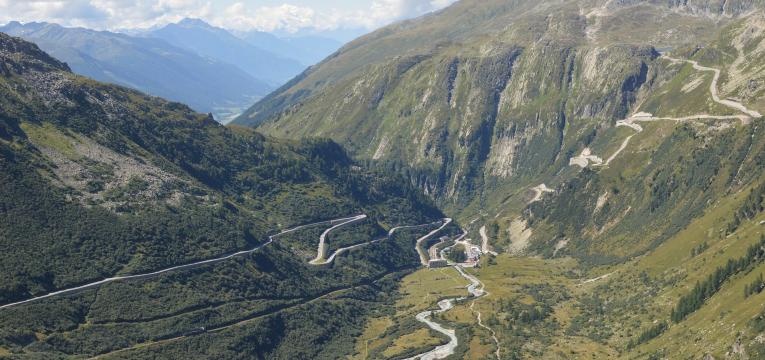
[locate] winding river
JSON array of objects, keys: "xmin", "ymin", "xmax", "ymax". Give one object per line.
[{"xmin": 405, "ymin": 263, "xmax": 499, "ymax": 360}]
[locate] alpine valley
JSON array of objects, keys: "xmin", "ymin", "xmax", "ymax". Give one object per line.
[{"xmin": 4, "ymin": 0, "xmax": 765, "ymax": 359}]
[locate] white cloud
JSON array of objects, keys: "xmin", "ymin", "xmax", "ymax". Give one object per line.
[
  {"xmin": 0, "ymin": 0, "xmax": 458, "ymax": 32},
  {"xmin": 364, "ymin": 0, "xmax": 454, "ymax": 27},
  {"xmin": 218, "ymin": 3, "xmax": 316, "ymax": 32},
  {"xmin": 212, "ymin": 0, "xmax": 458, "ymax": 32}
]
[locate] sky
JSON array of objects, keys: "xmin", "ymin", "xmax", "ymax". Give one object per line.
[{"xmin": 0, "ymin": 0, "xmax": 458, "ymax": 35}]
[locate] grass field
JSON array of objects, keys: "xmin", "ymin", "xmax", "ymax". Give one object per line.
[
  {"xmin": 349, "ymin": 267, "xmax": 473, "ymax": 359},
  {"xmin": 19, "ymin": 121, "xmax": 80, "ymax": 159},
  {"xmin": 352, "ymin": 190, "xmax": 765, "ymax": 358}
]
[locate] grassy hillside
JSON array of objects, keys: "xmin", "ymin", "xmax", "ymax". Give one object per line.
[
  {"xmin": 234, "ymin": 0, "xmax": 765, "ymax": 258},
  {"xmin": 0, "ymin": 32, "xmax": 449, "ymax": 358},
  {"xmin": 235, "ymin": 0, "xmax": 754, "ymax": 218},
  {"xmin": 227, "ymin": 1, "xmax": 765, "ymax": 358}
]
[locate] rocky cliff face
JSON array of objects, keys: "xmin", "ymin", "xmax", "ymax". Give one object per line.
[
  {"xmin": 236, "ymin": 0, "xmax": 765, "ymax": 260},
  {"xmin": 238, "ymin": 1, "xmax": 666, "ymax": 210},
  {"xmin": 611, "ymin": 0, "xmax": 764, "ymax": 16}
]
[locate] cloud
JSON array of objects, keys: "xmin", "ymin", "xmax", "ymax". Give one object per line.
[
  {"xmin": 88, "ymin": 0, "xmax": 213, "ymax": 28},
  {"xmin": 0, "ymin": 1, "xmax": 105, "ymax": 28},
  {"xmin": 219, "ymin": 3, "xmax": 316, "ymax": 33},
  {"xmin": 365, "ymin": 0, "xmax": 455, "ymax": 27},
  {"xmin": 0, "ymin": 0, "xmax": 458, "ymax": 32},
  {"xmin": 214, "ymin": 0, "xmax": 458, "ymax": 32}
]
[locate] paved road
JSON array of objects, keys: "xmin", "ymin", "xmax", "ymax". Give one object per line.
[
  {"xmin": 528, "ymin": 184, "xmax": 555, "ymax": 204},
  {"xmin": 309, "ymin": 215, "xmax": 368, "ymax": 264},
  {"xmin": 0, "ymin": 215, "xmax": 365, "ymax": 310},
  {"xmin": 2, "ymin": 214, "xmax": 453, "ymax": 309},
  {"xmin": 84, "ymin": 218, "xmax": 451, "ymax": 358},
  {"xmin": 438, "ymin": 232, "xmax": 467, "ymax": 261},
  {"xmin": 573, "ymin": 54, "xmax": 762, "ymax": 169},
  {"xmin": 415, "ymin": 218, "xmax": 453, "ymax": 266},
  {"xmin": 316, "ymin": 221, "xmax": 441, "ymax": 265},
  {"xmin": 666, "ymin": 55, "xmax": 762, "ymax": 118}
]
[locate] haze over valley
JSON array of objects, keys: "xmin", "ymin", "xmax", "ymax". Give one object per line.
[{"xmin": 3, "ymin": 0, "xmax": 765, "ymax": 359}]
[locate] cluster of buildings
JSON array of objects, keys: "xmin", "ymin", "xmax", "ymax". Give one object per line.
[{"xmin": 427, "ymin": 236, "xmax": 483, "ymax": 268}]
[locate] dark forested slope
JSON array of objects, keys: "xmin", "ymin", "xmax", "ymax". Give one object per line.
[{"xmin": 0, "ymin": 33, "xmax": 446, "ymax": 359}]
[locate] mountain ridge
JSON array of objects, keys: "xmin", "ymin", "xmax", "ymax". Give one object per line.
[
  {"xmin": 0, "ymin": 21, "xmax": 271, "ymax": 122},
  {"xmin": 148, "ymin": 18, "xmax": 306, "ymax": 85},
  {"xmin": 0, "ymin": 32, "xmax": 451, "ymax": 358}
]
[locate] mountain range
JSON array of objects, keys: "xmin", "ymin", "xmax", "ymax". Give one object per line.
[
  {"xmin": 5, "ymin": 0, "xmax": 765, "ymax": 358},
  {"xmin": 146, "ymin": 18, "xmax": 307, "ymax": 85},
  {"xmin": 239, "ymin": 30, "xmax": 343, "ymax": 67},
  {"xmin": 234, "ymin": 0, "xmax": 765, "ymax": 357},
  {"xmin": 0, "ymin": 19, "xmax": 344, "ymax": 123}
]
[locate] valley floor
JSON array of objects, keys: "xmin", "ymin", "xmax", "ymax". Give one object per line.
[{"xmin": 356, "ymin": 186, "xmax": 765, "ymax": 359}]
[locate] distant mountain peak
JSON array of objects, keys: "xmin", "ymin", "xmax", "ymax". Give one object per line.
[{"xmin": 175, "ymin": 18, "xmax": 216, "ymax": 29}]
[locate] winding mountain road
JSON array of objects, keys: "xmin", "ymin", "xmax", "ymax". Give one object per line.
[
  {"xmin": 529, "ymin": 183, "xmax": 555, "ymax": 204},
  {"xmin": 81, "ymin": 217, "xmax": 455, "ymax": 358},
  {"xmin": 2, "ymin": 207, "xmax": 500, "ymax": 358},
  {"xmin": 309, "ymin": 214, "xmax": 368, "ymax": 264},
  {"xmin": 315, "ymin": 221, "xmax": 443, "ymax": 265},
  {"xmin": 415, "ymin": 218, "xmax": 453, "ymax": 266},
  {"xmin": 572, "ymin": 54, "xmax": 763, "ymax": 169},
  {"xmin": 666, "ymin": 55, "xmax": 762, "ymax": 118},
  {"xmin": 0, "ymin": 215, "xmax": 365, "ymax": 310},
  {"xmin": 2, "ymin": 214, "xmax": 458, "ymax": 310}
]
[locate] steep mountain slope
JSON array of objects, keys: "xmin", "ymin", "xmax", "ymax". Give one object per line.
[
  {"xmin": 230, "ymin": 1, "xmax": 765, "ymax": 358},
  {"xmin": 236, "ymin": 0, "xmax": 765, "ymax": 255},
  {"xmin": 148, "ymin": 19, "xmax": 305, "ymax": 85},
  {"xmin": 0, "ymin": 21, "xmax": 271, "ymax": 122},
  {"xmin": 0, "ymin": 33, "xmax": 453, "ymax": 359}
]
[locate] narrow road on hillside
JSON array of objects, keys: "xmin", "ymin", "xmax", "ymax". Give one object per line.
[
  {"xmin": 666, "ymin": 55, "xmax": 763, "ymax": 118},
  {"xmin": 0, "ymin": 215, "xmax": 366, "ymax": 310},
  {"xmin": 437, "ymin": 232, "xmax": 468, "ymax": 261},
  {"xmin": 85, "ymin": 218, "xmax": 455, "ymax": 358},
  {"xmin": 579, "ymin": 271, "xmax": 614, "ymax": 285},
  {"xmin": 89, "ymin": 268, "xmax": 414, "ymax": 359},
  {"xmin": 415, "ymin": 218, "xmax": 453, "ymax": 266},
  {"xmin": 478, "ymin": 225, "xmax": 502, "ymax": 256},
  {"xmin": 314, "ymin": 221, "xmax": 442, "ymax": 265},
  {"xmin": 309, "ymin": 215, "xmax": 368, "ymax": 264},
  {"xmin": 528, "ymin": 184, "xmax": 555, "ymax": 204},
  {"xmin": 4, "ymin": 214, "xmax": 457, "ymax": 309},
  {"xmin": 572, "ymin": 54, "xmax": 762, "ymax": 169}
]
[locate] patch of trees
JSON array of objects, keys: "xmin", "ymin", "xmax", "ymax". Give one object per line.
[
  {"xmin": 691, "ymin": 242, "xmax": 709, "ymax": 257},
  {"xmin": 727, "ymin": 181, "xmax": 765, "ymax": 235},
  {"xmin": 672, "ymin": 236, "xmax": 765, "ymax": 322},
  {"xmin": 445, "ymin": 244, "xmax": 467, "ymax": 263},
  {"xmin": 744, "ymin": 273, "xmax": 765, "ymax": 298},
  {"xmin": 627, "ymin": 321, "xmax": 668, "ymax": 349}
]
